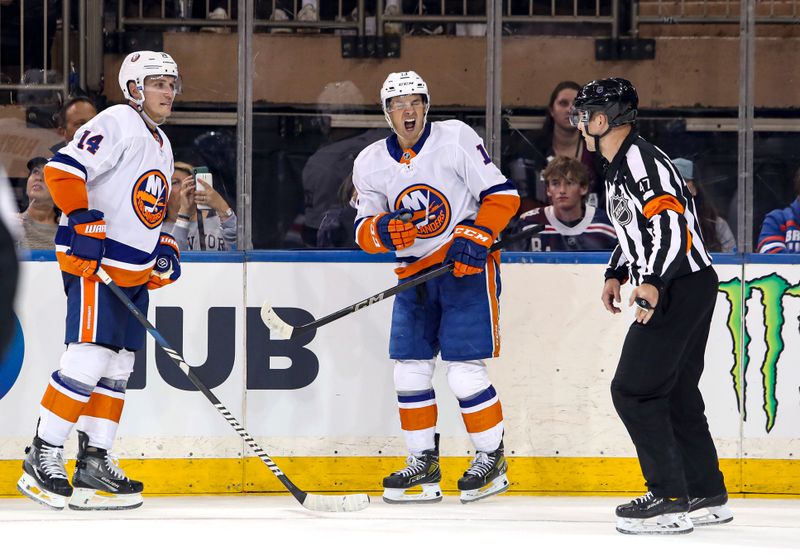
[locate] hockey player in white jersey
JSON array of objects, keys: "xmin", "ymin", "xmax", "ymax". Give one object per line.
[
  {"xmin": 353, "ymin": 71, "xmax": 520, "ymax": 504},
  {"xmin": 17, "ymin": 51, "xmax": 182, "ymax": 511}
]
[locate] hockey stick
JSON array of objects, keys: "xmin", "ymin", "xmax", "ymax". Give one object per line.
[
  {"xmin": 96, "ymin": 268, "xmax": 369, "ymax": 513},
  {"xmin": 261, "ymin": 223, "xmax": 545, "ymax": 340}
]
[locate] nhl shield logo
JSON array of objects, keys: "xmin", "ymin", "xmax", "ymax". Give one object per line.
[{"xmin": 610, "ymin": 195, "xmax": 633, "ymax": 226}]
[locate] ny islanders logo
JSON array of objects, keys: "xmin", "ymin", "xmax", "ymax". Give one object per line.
[
  {"xmin": 395, "ymin": 184, "xmax": 451, "ymax": 238},
  {"xmin": 132, "ymin": 170, "xmax": 169, "ymax": 229}
]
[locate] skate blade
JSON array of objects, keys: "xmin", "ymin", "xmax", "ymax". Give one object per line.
[
  {"xmin": 459, "ymin": 474, "xmax": 509, "ymax": 504},
  {"xmin": 691, "ymin": 505, "xmax": 733, "ymax": 526},
  {"xmin": 383, "ymin": 483, "xmax": 443, "ymax": 504},
  {"xmin": 17, "ymin": 473, "xmax": 69, "ymax": 510},
  {"xmin": 68, "ymin": 487, "xmax": 143, "ymax": 511},
  {"xmin": 616, "ymin": 512, "xmax": 694, "ymax": 535}
]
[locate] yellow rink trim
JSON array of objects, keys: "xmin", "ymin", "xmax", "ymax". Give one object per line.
[{"xmin": 1, "ymin": 457, "xmax": 798, "ymax": 497}]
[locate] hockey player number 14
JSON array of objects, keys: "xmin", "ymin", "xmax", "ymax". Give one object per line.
[{"xmin": 76, "ymin": 130, "xmax": 104, "ymax": 155}]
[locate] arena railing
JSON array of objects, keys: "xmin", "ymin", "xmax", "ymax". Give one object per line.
[
  {"xmin": 116, "ymin": 0, "xmax": 619, "ymax": 38},
  {"xmin": 0, "ymin": 0, "xmax": 71, "ymax": 98}
]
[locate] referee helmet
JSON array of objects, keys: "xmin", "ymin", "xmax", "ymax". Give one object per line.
[{"xmin": 569, "ymin": 78, "xmax": 638, "ymax": 129}]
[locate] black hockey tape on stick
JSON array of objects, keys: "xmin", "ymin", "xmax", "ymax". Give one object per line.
[
  {"xmin": 634, "ymin": 297, "xmax": 654, "ymax": 311},
  {"xmin": 96, "ymin": 268, "xmax": 369, "ymax": 513},
  {"xmin": 261, "ymin": 224, "xmax": 545, "ymax": 340}
]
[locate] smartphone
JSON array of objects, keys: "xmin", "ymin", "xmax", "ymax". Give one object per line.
[{"xmin": 192, "ymin": 166, "xmax": 213, "ymax": 211}]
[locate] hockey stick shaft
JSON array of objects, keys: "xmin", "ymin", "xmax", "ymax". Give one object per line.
[
  {"xmin": 262, "ymin": 224, "xmax": 544, "ymax": 340},
  {"xmin": 97, "ymin": 268, "xmax": 368, "ymax": 512}
]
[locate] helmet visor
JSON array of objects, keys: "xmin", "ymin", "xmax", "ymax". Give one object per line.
[
  {"xmin": 568, "ymin": 106, "xmax": 591, "ymax": 128},
  {"xmin": 386, "ymin": 96, "xmax": 425, "ymax": 113},
  {"xmin": 143, "ymin": 74, "xmax": 182, "ymax": 96}
]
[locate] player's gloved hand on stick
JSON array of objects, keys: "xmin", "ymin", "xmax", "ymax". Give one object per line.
[
  {"xmin": 66, "ymin": 209, "xmax": 106, "ymax": 278},
  {"xmin": 446, "ymin": 224, "xmax": 494, "ymax": 277},
  {"xmin": 374, "ymin": 208, "xmax": 417, "ymax": 251},
  {"xmin": 147, "ymin": 233, "xmax": 181, "ymax": 290}
]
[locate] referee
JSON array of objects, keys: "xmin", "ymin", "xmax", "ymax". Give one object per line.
[{"xmin": 570, "ymin": 78, "xmax": 732, "ymax": 535}]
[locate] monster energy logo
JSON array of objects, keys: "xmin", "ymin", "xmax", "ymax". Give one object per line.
[{"xmin": 718, "ymin": 273, "xmax": 800, "ymax": 432}]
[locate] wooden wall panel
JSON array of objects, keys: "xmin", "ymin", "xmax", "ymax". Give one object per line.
[{"xmin": 102, "ymin": 35, "xmax": 800, "ymax": 109}]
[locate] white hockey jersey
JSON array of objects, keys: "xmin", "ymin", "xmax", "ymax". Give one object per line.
[
  {"xmin": 353, "ymin": 120, "xmax": 518, "ymax": 278},
  {"xmin": 46, "ymin": 104, "xmax": 174, "ymax": 286}
]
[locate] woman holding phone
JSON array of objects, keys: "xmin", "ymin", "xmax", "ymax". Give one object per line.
[{"xmin": 170, "ymin": 161, "xmax": 237, "ymax": 250}]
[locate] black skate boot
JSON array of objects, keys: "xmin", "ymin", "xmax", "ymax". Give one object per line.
[
  {"xmin": 69, "ymin": 431, "xmax": 143, "ymax": 510},
  {"xmin": 689, "ymin": 492, "xmax": 733, "ymax": 526},
  {"xmin": 615, "ymin": 491, "xmax": 693, "ymax": 535},
  {"xmin": 17, "ymin": 436, "xmax": 73, "ymax": 510},
  {"xmin": 382, "ymin": 433, "xmax": 442, "ymax": 504},
  {"xmin": 457, "ymin": 441, "xmax": 509, "ymax": 504}
]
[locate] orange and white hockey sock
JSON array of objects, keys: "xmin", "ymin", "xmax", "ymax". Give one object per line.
[
  {"xmin": 397, "ymin": 388, "xmax": 438, "ymax": 454},
  {"xmin": 77, "ymin": 378, "xmax": 126, "ymax": 450},
  {"xmin": 458, "ymin": 385, "xmax": 504, "ymax": 452},
  {"xmin": 38, "ymin": 371, "xmax": 93, "ymax": 446}
]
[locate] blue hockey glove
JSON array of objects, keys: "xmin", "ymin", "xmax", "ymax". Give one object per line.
[
  {"xmin": 446, "ymin": 224, "xmax": 494, "ymax": 277},
  {"xmin": 65, "ymin": 209, "xmax": 106, "ymax": 278}
]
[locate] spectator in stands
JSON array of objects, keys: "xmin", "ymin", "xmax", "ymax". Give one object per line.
[
  {"xmin": 672, "ymin": 158, "xmax": 736, "ymax": 253},
  {"xmin": 301, "ymin": 80, "xmax": 384, "ymax": 246},
  {"xmin": 316, "ymin": 172, "xmax": 358, "ymax": 248},
  {"xmin": 172, "ymin": 163, "xmax": 238, "ymax": 250},
  {"xmin": 757, "ymin": 167, "xmax": 800, "ymax": 254},
  {"xmin": 303, "ymin": 127, "xmax": 385, "ymax": 246},
  {"xmin": 55, "ymin": 96, "xmax": 97, "ymax": 146},
  {"xmin": 17, "ymin": 156, "xmax": 58, "ymax": 250},
  {"xmin": 162, "ymin": 161, "xmax": 193, "ymax": 235},
  {"xmin": 515, "ymin": 155, "xmax": 616, "ymax": 251},
  {"xmin": 506, "ymin": 81, "xmax": 603, "ymax": 214}
]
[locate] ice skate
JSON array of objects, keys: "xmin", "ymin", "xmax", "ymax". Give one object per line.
[
  {"xmin": 69, "ymin": 431, "xmax": 143, "ymax": 510},
  {"xmin": 615, "ymin": 492, "xmax": 693, "ymax": 535},
  {"xmin": 689, "ymin": 492, "xmax": 733, "ymax": 526},
  {"xmin": 383, "ymin": 434, "xmax": 442, "ymax": 504},
  {"xmin": 458, "ymin": 442, "xmax": 509, "ymax": 504},
  {"xmin": 17, "ymin": 436, "xmax": 73, "ymax": 510}
]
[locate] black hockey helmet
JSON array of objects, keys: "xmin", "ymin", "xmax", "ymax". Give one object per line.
[{"xmin": 569, "ymin": 78, "xmax": 638, "ymax": 129}]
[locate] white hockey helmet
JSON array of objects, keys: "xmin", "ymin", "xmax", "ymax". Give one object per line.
[
  {"xmin": 118, "ymin": 51, "xmax": 180, "ymax": 107},
  {"xmin": 380, "ymin": 71, "xmax": 430, "ymax": 130}
]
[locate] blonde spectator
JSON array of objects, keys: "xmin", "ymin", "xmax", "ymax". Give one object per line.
[{"xmin": 17, "ymin": 157, "xmax": 58, "ymax": 250}]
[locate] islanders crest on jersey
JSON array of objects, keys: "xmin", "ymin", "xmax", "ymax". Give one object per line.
[
  {"xmin": 132, "ymin": 169, "xmax": 169, "ymax": 229},
  {"xmin": 395, "ymin": 183, "xmax": 451, "ymax": 238}
]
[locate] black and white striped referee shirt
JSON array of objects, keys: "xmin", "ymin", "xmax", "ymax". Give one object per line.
[{"xmin": 603, "ymin": 129, "xmax": 712, "ymax": 290}]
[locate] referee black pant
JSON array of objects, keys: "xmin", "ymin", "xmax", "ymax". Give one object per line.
[{"xmin": 611, "ymin": 265, "xmax": 727, "ymax": 499}]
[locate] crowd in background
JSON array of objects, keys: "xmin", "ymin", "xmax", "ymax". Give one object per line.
[
  {"xmin": 8, "ymin": 81, "xmax": 800, "ymax": 254},
  {"xmin": 2, "ymin": 0, "xmax": 798, "ymax": 253}
]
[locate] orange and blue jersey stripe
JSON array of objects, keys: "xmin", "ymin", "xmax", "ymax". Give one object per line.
[
  {"xmin": 55, "ymin": 230, "xmax": 158, "ymax": 287},
  {"xmin": 458, "ymin": 385, "xmax": 503, "ymax": 434},
  {"xmin": 82, "ymin": 381, "xmax": 126, "ymax": 423},
  {"xmin": 40, "ymin": 372, "xmax": 92, "ymax": 423},
  {"xmin": 484, "ymin": 253, "xmax": 501, "ymax": 357},
  {"xmin": 397, "ymin": 389, "xmax": 438, "ymax": 431}
]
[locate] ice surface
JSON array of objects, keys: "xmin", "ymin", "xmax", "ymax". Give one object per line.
[{"xmin": 0, "ymin": 495, "xmax": 797, "ymax": 559}]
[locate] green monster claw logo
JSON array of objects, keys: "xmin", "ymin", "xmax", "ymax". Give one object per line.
[{"xmin": 718, "ymin": 273, "xmax": 800, "ymax": 432}]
